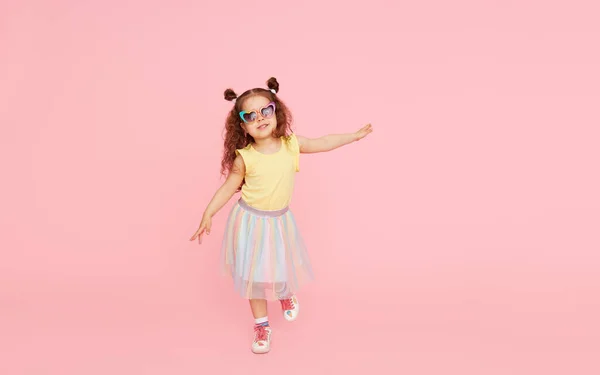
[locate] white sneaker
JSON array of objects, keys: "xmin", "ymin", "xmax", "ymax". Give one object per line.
[
  {"xmin": 280, "ymin": 295, "xmax": 300, "ymax": 322},
  {"xmin": 251, "ymin": 325, "xmax": 272, "ymax": 354}
]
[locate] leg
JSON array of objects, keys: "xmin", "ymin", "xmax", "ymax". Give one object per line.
[{"xmin": 249, "ymin": 298, "xmax": 268, "ymax": 319}]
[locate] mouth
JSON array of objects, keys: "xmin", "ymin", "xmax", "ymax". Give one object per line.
[{"xmin": 257, "ymin": 123, "xmax": 269, "ymax": 130}]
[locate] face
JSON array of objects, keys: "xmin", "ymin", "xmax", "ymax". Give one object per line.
[{"xmin": 239, "ymin": 95, "xmax": 277, "ymax": 140}]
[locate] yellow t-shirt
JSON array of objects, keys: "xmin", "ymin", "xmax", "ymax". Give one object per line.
[{"xmin": 236, "ymin": 134, "xmax": 300, "ymax": 211}]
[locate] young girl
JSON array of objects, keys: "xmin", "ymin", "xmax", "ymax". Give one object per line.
[{"xmin": 189, "ymin": 77, "xmax": 373, "ymax": 354}]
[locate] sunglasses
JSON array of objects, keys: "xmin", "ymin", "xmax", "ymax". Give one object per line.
[{"xmin": 239, "ymin": 102, "xmax": 276, "ymax": 123}]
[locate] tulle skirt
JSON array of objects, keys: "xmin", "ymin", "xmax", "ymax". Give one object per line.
[{"xmin": 220, "ymin": 198, "xmax": 314, "ymax": 301}]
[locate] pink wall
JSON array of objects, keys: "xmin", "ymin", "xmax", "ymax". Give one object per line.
[{"xmin": 1, "ymin": 1, "xmax": 599, "ymax": 374}]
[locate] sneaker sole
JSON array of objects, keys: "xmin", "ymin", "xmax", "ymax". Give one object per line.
[
  {"xmin": 252, "ymin": 335, "xmax": 272, "ymax": 354},
  {"xmin": 252, "ymin": 346, "xmax": 271, "ymax": 354}
]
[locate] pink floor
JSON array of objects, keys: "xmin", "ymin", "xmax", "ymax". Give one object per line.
[{"xmin": 2, "ymin": 263, "xmax": 597, "ymax": 375}]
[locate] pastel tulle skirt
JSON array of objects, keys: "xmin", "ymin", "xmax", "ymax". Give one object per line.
[{"xmin": 220, "ymin": 198, "xmax": 314, "ymax": 301}]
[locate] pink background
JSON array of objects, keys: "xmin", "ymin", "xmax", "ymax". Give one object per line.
[{"xmin": 1, "ymin": 1, "xmax": 599, "ymax": 374}]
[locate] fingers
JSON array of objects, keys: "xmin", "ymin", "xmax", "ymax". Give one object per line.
[
  {"xmin": 201, "ymin": 223, "xmax": 213, "ymax": 244},
  {"xmin": 194, "ymin": 220, "xmax": 212, "ymax": 244},
  {"xmin": 197, "ymin": 227, "xmax": 206, "ymax": 244},
  {"xmin": 356, "ymin": 123, "xmax": 373, "ymax": 140},
  {"xmin": 189, "ymin": 225, "xmax": 205, "ymax": 242},
  {"xmin": 359, "ymin": 123, "xmax": 373, "ymax": 134}
]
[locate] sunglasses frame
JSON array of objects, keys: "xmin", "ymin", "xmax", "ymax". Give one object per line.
[{"xmin": 239, "ymin": 102, "xmax": 277, "ymax": 124}]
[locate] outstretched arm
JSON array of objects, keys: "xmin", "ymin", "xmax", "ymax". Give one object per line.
[
  {"xmin": 202, "ymin": 155, "xmax": 245, "ymax": 218},
  {"xmin": 296, "ymin": 124, "xmax": 373, "ymax": 154},
  {"xmin": 189, "ymin": 155, "xmax": 245, "ymax": 244}
]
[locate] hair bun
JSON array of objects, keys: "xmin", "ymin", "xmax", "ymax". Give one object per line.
[
  {"xmin": 224, "ymin": 88, "xmax": 237, "ymax": 101},
  {"xmin": 266, "ymin": 77, "xmax": 279, "ymax": 93}
]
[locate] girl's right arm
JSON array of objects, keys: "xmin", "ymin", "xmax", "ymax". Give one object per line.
[{"xmin": 190, "ymin": 155, "xmax": 245, "ymax": 244}]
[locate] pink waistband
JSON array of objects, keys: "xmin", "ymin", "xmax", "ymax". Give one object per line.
[{"xmin": 237, "ymin": 199, "xmax": 289, "ymax": 217}]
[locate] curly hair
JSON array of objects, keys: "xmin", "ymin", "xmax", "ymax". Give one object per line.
[{"xmin": 220, "ymin": 77, "xmax": 294, "ymax": 182}]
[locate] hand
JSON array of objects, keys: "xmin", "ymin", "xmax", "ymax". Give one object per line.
[
  {"xmin": 354, "ymin": 123, "xmax": 373, "ymax": 141},
  {"xmin": 189, "ymin": 214, "xmax": 212, "ymax": 244}
]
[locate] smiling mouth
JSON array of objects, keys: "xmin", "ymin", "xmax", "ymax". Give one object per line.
[{"xmin": 257, "ymin": 123, "xmax": 269, "ymax": 130}]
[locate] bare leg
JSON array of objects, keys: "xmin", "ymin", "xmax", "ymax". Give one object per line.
[{"xmin": 249, "ymin": 299, "xmax": 268, "ymax": 319}]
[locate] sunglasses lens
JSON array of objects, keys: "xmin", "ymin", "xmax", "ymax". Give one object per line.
[
  {"xmin": 242, "ymin": 112, "xmax": 257, "ymax": 122},
  {"xmin": 261, "ymin": 104, "xmax": 275, "ymax": 118}
]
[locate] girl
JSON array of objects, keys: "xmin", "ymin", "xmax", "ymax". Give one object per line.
[{"xmin": 189, "ymin": 77, "xmax": 373, "ymax": 354}]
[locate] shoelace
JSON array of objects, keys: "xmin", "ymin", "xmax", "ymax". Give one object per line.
[
  {"xmin": 280, "ymin": 298, "xmax": 294, "ymax": 311},
  {"xmin": 254, "ymin": 326, "xmax": 269, "ymax": 342}
]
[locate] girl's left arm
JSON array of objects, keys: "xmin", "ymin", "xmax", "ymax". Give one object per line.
[{"xmin": 296, "ymin": 123, "xmax": 373, "ymax": 154}]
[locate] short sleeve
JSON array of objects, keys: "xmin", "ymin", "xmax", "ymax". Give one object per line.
[
  {"xmin": 235, "ymin": 146, "xmax": 252, "ymax": 172},
  {"xmin": 286, "ymin": 134, "xmax": 300, "ymax": 172}
]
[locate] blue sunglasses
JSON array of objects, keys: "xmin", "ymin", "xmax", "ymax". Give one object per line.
[{"xmin": 239, "ymin": 102, "xmax": 276, "ymax": 123}]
